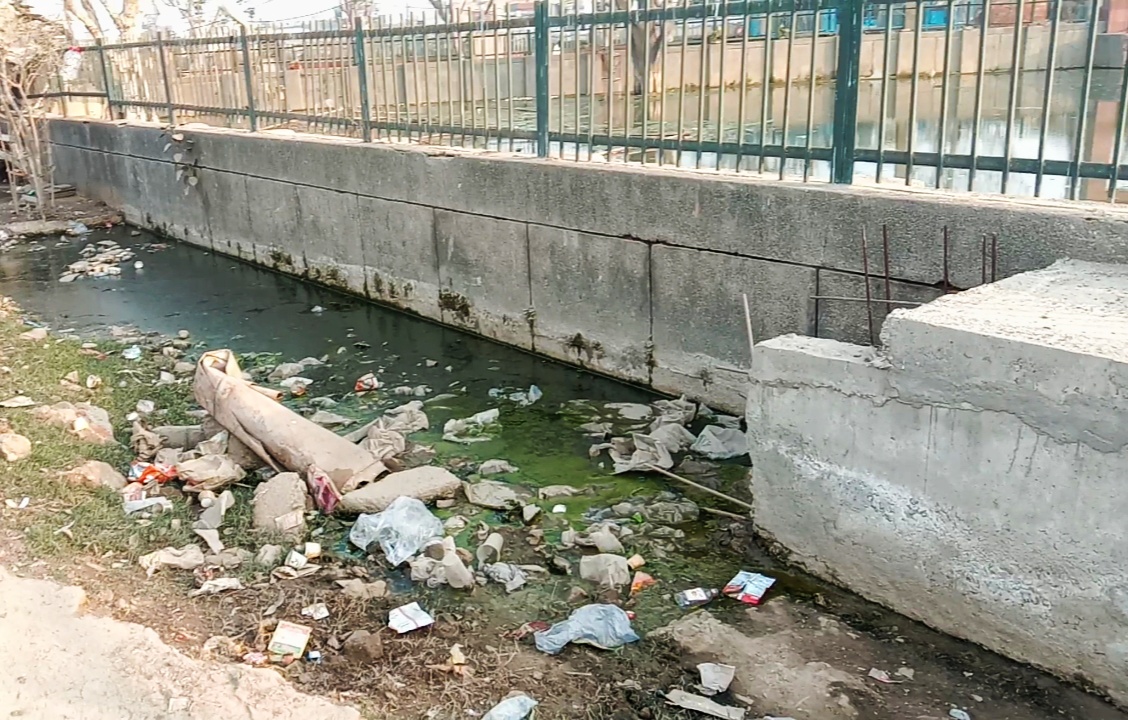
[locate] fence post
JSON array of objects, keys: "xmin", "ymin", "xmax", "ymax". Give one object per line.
[
  {"xmin": 534, "ymin": 0, "xmax": 550, "ymax": 157},
  {"xmin": 156, "ymin": 32, "xmax": 176, "ymax": 126},
  {"xmin": 95, "ymin": 40, "xmax": 115, "ymax": 120},
  {"xmin": 239, "ymin": 27, "xmax": 258, "ymax": 132},
  {"xmin": 355, "ymin": 18, "xmax": 373, "ymax": 142},
  {"xmin": 831, "ymin": 0, "xmax": 863, "ymax": 184}
]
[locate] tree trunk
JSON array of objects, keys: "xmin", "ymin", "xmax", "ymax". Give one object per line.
[{"xmin": 614, "ymin": 0, "xmax": 668, "ymax": 96}]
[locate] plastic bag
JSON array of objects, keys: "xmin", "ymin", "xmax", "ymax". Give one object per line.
[
  {"xmin": 483, "ymin": 694, "xmax": 538, "ymax": 720},
  {"xmin": 534, "ymin": 604, "xmax": 640, "ymax": 655},
  {"xmin": 690, "ymin": 426, "xmax": 748, "ymax": 460},
  {"xmin": 349, "ymin": 496, "xmax": 443, "ymax": 566}
]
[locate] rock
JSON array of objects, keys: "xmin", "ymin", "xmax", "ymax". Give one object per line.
[
  {"xmin": 479, "ymin": 459, "xmax": 519, "ymax": 475},
  {"xmin": 343, "ymin": 630, "xmax": 383, "ymax": 663},
  {"xmin": 63, "ymin": 460, "xmax": 126, "ymax": 490},
  {"xmin": 251, "ymin": 472, "xmax": 308, "ymax": 539},
  {"xmin": 172, "ymin": 361, "xmax": 195, "ymax": 376},
  {"xmin": 0, "ymin": 433, "xmax": 32, "ymax": 462},
  {"xmin": 522, "ymin": 504, "xmax": 541, "ymax": 523},
  {"xmin": 32, "ymin": 402, "xmax": 115, "ymax": 445},
  {"xmin": 339, "ymin": 466, "xmax": 461, "ymax": 514},
  {"xmin": 527, "ymin": 529, "xmax": 544, "ymax": 546},
  {"xmin": 267, "ymin": 363, "xmax": 305, "ymax": 382},
  {"xmin": 644, "ymin": 500, "xmax": 700, "ymax": 525},
  {"xmin": 255, "ymin": 544, "xmax": 283, "ymax": 567},
  {"xmin": 552, "ymin": 556, "xmax": 572, "ymax": 574},
  {"xmin": 579, "ymin": 554, "xmax": 630, "ymax": 587},
  {"xmin": 19, "ymin": 327, "xmax": 47, "ymax": 341},
  {"xmin": 538, "ymin": 485, "xmax": 580, "ymax": 499},
  {"xmin": 154, "ymin": 425, "xmax": 206, "ymax": 450},
  {"xmin": 436, "ymin": 499, "xmax": 456, "ymax": 509},
  {"xmin": 612, "ymin": 502, "xmax": 643, "ymax": 518},
  {"xmin": 590, "ymin": 528, "xmax": 624, "ymax": 554},
  {"xmin": 336, "ymin": 578, "xmax": 388, "ymax": 600},
  {"xmin": 178, "ymin": 330, "xmax": 191, "ymax": 339},
  {"xmin": 310, "ymin": 410, "xmax": 353, "ymax": 428},
  {"xmin": 566, "ymin": 586, "xmax": 589, "ymax": 603},
  {"xmin": 463, "ymin": 480, "xmax": 523, "ymax": 509}
]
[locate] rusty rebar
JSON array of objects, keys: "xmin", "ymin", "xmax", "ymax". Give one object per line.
[
  {"xmin": 942, "ymin": 225, "xmax": 950, "ymax": 293},
  {"xmin": 991, "ymin": 233, "xmax": 998, "ymax": 282},
  {"xmin": 861, "ymin": 227, "xmax": 876, "ymax": 346},
  {"xmin": 882, "ymin": 224, "xmax": 892, "ymax": 315}
]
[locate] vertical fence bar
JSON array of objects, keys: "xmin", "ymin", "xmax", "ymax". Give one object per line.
[
  {"xmin": 423, "ymin": 20, "xmax": 434, "ymax": 141},
  {"xmin": 642, "ymin": 0, "xmax": 652, "ymax": 165},
  {"xmin": 875, "ymin": 2, "xmax": 893, "ymax": 182},
  {"xmin": 657, "ymin": 6, "xmax": 668, "ymax": 165},
  {"xmin": 95, "ymin": 40, "xmax": 115, "ymax": 120},
  {"xmin": 1001, "ymin": 0, "xmax": 1025, "ymax": 193},
  {"xmin": 735, "ymin": 0, "xmax": 751, "ymax": 171},
  {"xmin": 156, "ymin": 32, "xmax": 176, "ymax": 126},
  {"xmin": 779, "ymin": 6, "xmax": 796, "ymax": 179},
  {"xmin": 625, "ymin": 13, "xmax": 635, "ymax": 163},
  {"xmin": 968, "ymin": 0, "xmax": 989, "ymax": 191},
  {"xmin": 607, "ymin": 9, "xmax": 616, "ymax": 161},
  {"xmin": 591, "ymin": 18, "xmax": 599, "ymax": 160},
  {"xmin": 1034, "ymin": 0, "xmax": 1062, "ymax": 196},
  {"xmin": 716, "ymin": 0, "xmax": 728, "ymax": 170},
  {"xmin": 535, "ymin": 1, "xmax": 550, "ymax": 157},
  {"xmin": 759, "ymin": 0, "xmax": 773, "ymax": 173},
  {"xmin": 934, "ymin": 0, "xmax": 954, "ymax": 189},
  {"xmin": 831, "ymin": 0, "xmax": 862, "ymax": 184},
  {"xmin": 905, "ymin": 0, "xmax": 922, "ymax": 185},
  {"xmin": 675, "ymin": 0, "xmax": 688, "ymax": 167},
  {"xmin": 694, "ymin": 6, "xmax": 708, "ymax": 169},
  {"xmin": 1069, "ymin": 0, "xmax": 1101, "ymax": 200},
  {"xmin": 356, "ymin": 18, "xmax": 373, "ymax": 142},
  {"xmin": 575, "ymin": 8, "xmax": 582, "ymax": 161},
  {"xmin": 239, "ymin": 27, "xmax": 257, "ymax": 131},
  {"xmin": 803, "ymin": 7, "xmax": 819, "ymax": 181}
]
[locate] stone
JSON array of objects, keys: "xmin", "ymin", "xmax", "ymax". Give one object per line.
[
  {"xmin": 310, "ymin": 410, "xmax": 353, "ymax": 428},
  {"xmin": 463, "ymin": 480, "xmax": 523, "ymax": 509},
  {"xmin": 335, "ymin": 578, "xmax": 388, "ymax": 600},
  {"xmin": 267, "ymin": 363, "xmax": 305, "ymax": 382},
  {"xmin": 538, "ymin": 485, "xmax": 580, "ymax": 499},
  {"xmin": 436, "ymin": 499, "xmax": 456, "ymax": 509},
  {"xmin": 590, "ymin": 528, "xmax": 624, "ymax": 554},
  {"xmin": 63, "ymin": 460, "xmax": 127, "ymax": 490},
  {"xmin": 579, "ymin": 554, "xmax": 630, "ymax": 588},
  {"xmin": 338, "ymin": 466, "xmax": 461, "ymax": 514},
  {"xmin": 0, "ymin": 433, "xmax": 32, "ymax": 462},
  {"xmin": 612, "ymin": 502, "xmax": 643, "ymax": 518},
  {"xmin": 552, "ymin": 556, "xmax": 572, "ymax": 574},
  {"xmin": 255, "ymin": 544, "xmax": 283, "ymax": 567},
  {"xmin": 566, "ymin": 586, "xmax": 589, "ymax": 603},
  {"xmin": 19, "ymin": 327, "xmax": 47, "ymax": 341},
  {"xmin": 251, "ymin": 472, "xmax": 308, "ymax": 539},
  {"xmin": 479, "ymin": 459, "xmax": 519, "ymax": 475},
  {"xmin": 172, "ymin": 361, "xmax": 195, "ymax": 376},
  {"xmin": 153, "ymin": 425, "xmax": 206, "ymax": 450},
  {"xmin": 32, "ymin": 402, "xmax": 115, "ymax": 445},
  {"xmin": 522, "ymin": 504, "xmax": 541, "ymax": 523},
  {"xmin": 343, "ymin": 630, "xmax": 383, "ymax": 663},
  {"xmin": 644, "ymin": 500, "xmax": 700, "ymax": 525}
]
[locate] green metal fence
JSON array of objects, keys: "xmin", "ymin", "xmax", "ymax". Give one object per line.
[{"xmin": 53, "ymin": 0, "xmax": 1128, "ymax": 202}]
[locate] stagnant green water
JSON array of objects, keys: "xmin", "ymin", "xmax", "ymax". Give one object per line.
[{"xmin": 0, "ymin": 224, "xmax": 764, "ymax": 631}]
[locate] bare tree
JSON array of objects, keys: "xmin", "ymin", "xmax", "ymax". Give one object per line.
[
  {"xmin": 1, "ymin": 0, "xmax": 69, "ymax": 219},
  {"xmin": 615, "ymin": 0, "xmax": 667, "ymax": 96}
]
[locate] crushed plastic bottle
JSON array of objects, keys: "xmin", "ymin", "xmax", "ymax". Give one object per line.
[
  {"xmin": 349, "ymin": 496, "xmax": 443, "ymax": 566},
  {"xmin": 675, "ymin": 587, "xmax": 719, "ymax": 609}
]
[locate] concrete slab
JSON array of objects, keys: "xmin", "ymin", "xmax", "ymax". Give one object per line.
[
  {"xmin": 354, "ymin": 196, "xmax": 439, "ymax": 319},
  {"xmin": 293, "ymin": 186, "xmax": 366, "ymax": 295},
  {"xmin": 199, "ymin": 170, "xmax": 252, "ymax": 258},
  {"xmin": 528, "ymin": 226, "xmax": 652, "ymax": 383},
  {"xmin": 244, "ymin": 176, "xmax": 305, "ymax": 273},
  {"xmin": 435, "ymin": 209, "xmax": 532, "ymax": 349}
]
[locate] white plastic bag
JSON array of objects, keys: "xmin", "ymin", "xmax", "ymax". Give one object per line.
[
  {"xmin": 690, "ymin": 425, "xmax": 748, "ymax": 460},
  {"xmin": 533, "ymin": 604, "xmax": 640, "ymax": 655},
  {"xmin": 482, "ymin": 694, "xmax": 538, "ymax": 720},
  {"xmin": 349, "ymin": 496, "xmax": 443, "ymax": 566}
]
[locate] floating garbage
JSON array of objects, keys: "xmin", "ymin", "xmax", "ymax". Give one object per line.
[
  {"xmin": 489, "ymin": 384, "xmax": 543, "ymax": 407},
  {"xmin": 388, "ymin": 601, "xmax": 435, "ymax": 634},
  {"xmin": 722, "ymin": 571, "xmax": 775, "ymax": 605},
  {"xmin": 533, "ymin": 604, "xmax": 640, "ymax": 655},
  {"xmin": 691, "ymin": 426, "xmax": 749, "ymax": 460},
  {"xmin": 675, "ymin": 587, "xmax": 719, "ymax": 609},
  {"xmin": 442, "ymin": 408, "xmax": 500, "ymax": 444},
  {"xmin": 59, "ymin": 240, "xmax": 134, "ymax": 281},
  {"xmin": 482, "ymin": 694, "xmax": 539, "ymax": 720},
  {"xmin": 354, "ymin": 372, "xmax": 381, "ymax": 392},
  {"xmin": 349, "ymin": 496, "xmax": 443, "ymax": 566}
]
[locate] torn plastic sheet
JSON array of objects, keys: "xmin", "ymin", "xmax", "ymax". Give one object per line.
[
  {"xmin": 442, "ymin": 408, "xmax": 500, "ymax": 444},
  {"xmin": 193, "ymin": 349, "xmax": 385, "ymax": 494},
  {"xmin": 691, "ymin": 426, "xmax": 748, "ymax": 460},
  {"xmin": 606, "ymin": 433, "xmax": 674, "ymax": 474}
]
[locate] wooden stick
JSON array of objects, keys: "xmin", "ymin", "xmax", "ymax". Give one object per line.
[
  {"xmin": 700, "ymin": 505, "xmax": 748, "ymax": 521},
  {"xmin": 644, "ymin": 464, "xmax": 754, "ymax": 512}
]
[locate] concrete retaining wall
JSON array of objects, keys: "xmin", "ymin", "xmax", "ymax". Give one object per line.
[
  {"xmin": 746, "ymin": 260, "xmax": 1128, "ymax": 704},
  {"xmin": 47, "ymin": 118, "xmax": 1128, "ymax": 412}
]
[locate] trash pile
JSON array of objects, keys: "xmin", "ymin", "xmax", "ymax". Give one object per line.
[{"xmin": 58, "ymin": 239, "xmax": 136, "ymax": 282}]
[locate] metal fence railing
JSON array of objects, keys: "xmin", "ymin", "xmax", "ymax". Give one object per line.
[{"xmin": 49, "ymin": 0, "xmax": 1128, "ymax": 202}]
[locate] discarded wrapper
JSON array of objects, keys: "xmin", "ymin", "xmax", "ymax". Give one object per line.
[
  {"xmin": 722, "ymin": 571, "xmax": 776, "ymax": 605},
  {"xmin": 285, "ymin": 549, "xmax": 309, "ymax": 570},
  {"xmin": 305, "ymin": 465, "xmax": 341, "ymax": 514},
  {"xmin": 697, "ymin": 663, "xmax": 736, "ymax": 695},
  {"xmin": 630, "ymin": 571, "xmax": 656, "ymax": 596},
  {"xmin": 129, "ymin": 460, "xmax": 177, "ymax": 484},
  {"xmin": 388, "ymin": 602, "xmax": 435, "ymax": 634},
  {"xmin": 268, "ymin": 620, "xmax": 312, "ymax": 657},
  {"xmin": 301, "ymin": 602, "xmax": 330, "ymax": 621},
  {"xmin": 354, "ymin": 373, "xmax": 381, "ymax": 392},
  {"xmin": 303, "ymin": 541, "xmax": 322, "ymax": 559}
]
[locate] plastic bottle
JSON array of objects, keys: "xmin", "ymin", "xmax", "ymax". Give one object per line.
[{"xmin": 675, "ymin": 587, "xmax": 719, "ymax": 609}]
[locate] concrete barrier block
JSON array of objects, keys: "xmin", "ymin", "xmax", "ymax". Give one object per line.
[
  {"xmin": 199, "ymin": 170, "xmax": 252, "ymax": 257},
  {"xmin": 528, "ymin": 226, "xmax": 651, "ymax": 383},
  {"xmin": 435, "ymin": 209, "xmax": 533, "ymax": 349},
  {"xmin": 244, "ymin": 176, "xmax": 304, "ymax": 273},
  {"xmin": 130, "ymin": 157, "xmax": 210, "ymax": 249},
  {"xmin": 48, "ymin": 119, "xmax": 91, "ymax": 150},
  {"xmin": 814, "ymin": 268, "xmax": 943, "ymax": 346},
  {"xmin": 650, "ymin": 245, "xmax": 817, "ymax": 412},
  {"xmin": 354, "ymin": 196, "xmax": 439, "ymax": 319},
  {"xmin": 293, "ymin": 186, "xmax": 365, "ymax": 295}
]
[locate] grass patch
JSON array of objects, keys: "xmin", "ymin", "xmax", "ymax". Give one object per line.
[{"xmin": 0, "ymin": 300, "xmax": 198, "ymax": 563}]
